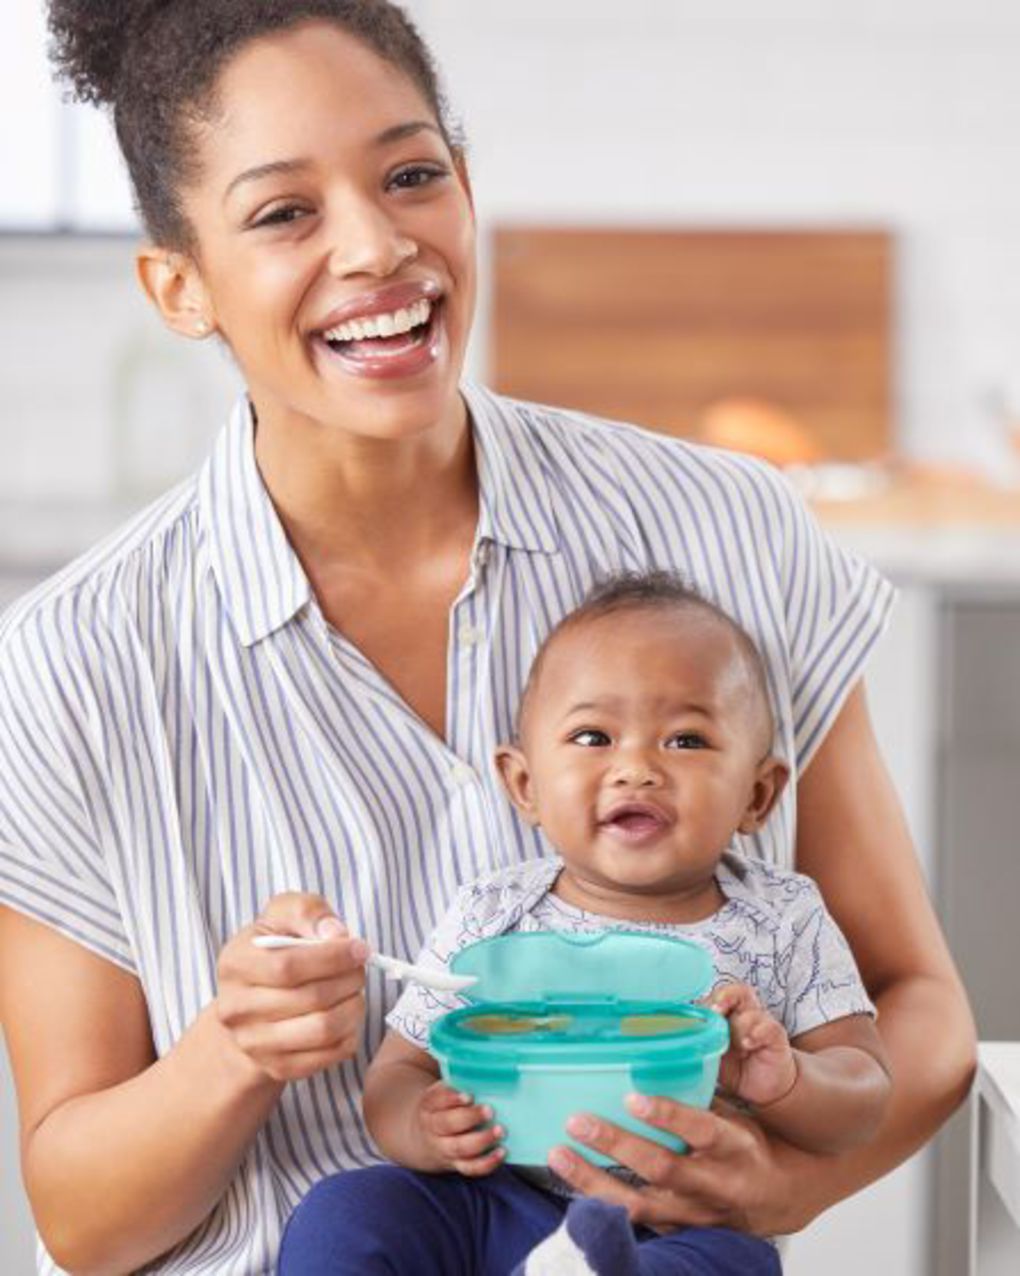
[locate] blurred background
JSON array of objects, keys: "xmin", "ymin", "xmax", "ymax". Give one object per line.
[{"xmin": 3, "ymin": 1, "xmax": 1020, "ymax": 1272}]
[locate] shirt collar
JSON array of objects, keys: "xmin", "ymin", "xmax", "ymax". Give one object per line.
[
  {"xmin": 463, "ymin": 383, "xmax": 560, "ymax": 556},
  {"xmin": 199, "ymin": 397, "xmax": 311, "ymax": 647},
  {"xmin": 200, "ymin": 388, "xmax": 561, "ymax": 647}
]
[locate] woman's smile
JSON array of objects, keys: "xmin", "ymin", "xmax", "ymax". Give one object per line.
[{"xmin": 310, "ymin": 277, "xmax": 446, "ymax": 381}]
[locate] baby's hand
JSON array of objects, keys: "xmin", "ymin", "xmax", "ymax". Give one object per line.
[
  {"xmin": 416, "ymin": 1081, "xmax": 507, "ymax": 1176},
  {"xmin": 711, "ymin": 982, "xmax": 798, "ymax": 1109}
]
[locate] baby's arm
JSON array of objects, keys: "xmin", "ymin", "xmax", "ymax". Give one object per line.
[
  {"xmin": 712, "ymin": 982, "xmax": 891, "ymax": 1154},
  {"xmin": 363, "ymin": 1030, "xmax": 506, "ymax": 1175}
]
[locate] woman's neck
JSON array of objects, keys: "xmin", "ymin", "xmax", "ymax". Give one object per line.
[{"xmin": 251, "ymin": 394, "xmax": 477, "ymax": 573}]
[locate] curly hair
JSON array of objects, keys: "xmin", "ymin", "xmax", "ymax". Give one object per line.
[{"xmin": 47, "ymin": 1, "xmax": 459, "ymax": 251}]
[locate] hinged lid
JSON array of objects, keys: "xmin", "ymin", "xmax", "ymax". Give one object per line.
[{"xmin": 449, "ymin": 930, "xmax": 714, "ymax": 1006}]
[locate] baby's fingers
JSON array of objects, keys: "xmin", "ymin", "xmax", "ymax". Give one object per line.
[
  {"xmin": 444, "ymin": 1125, "xmax": 507, "ymax": 1175},
  {"xmin": 453, "ymin": 1143, "xmax": 507, "ymax": 1178},
  {"xmin": 426, "ymin": 1100, "xmax": 495, "ymax": 1139},
  {"xmin": 420, "ymin": 1082, "xmax": 474, "ymax": 1115},
  {"xmin": 733, "ymin": 1009, "xmax": 785, "ymax": 1054},
  {"xmin": 710, "ymin": 982, "xmax": 761, "ymax": 1018}
]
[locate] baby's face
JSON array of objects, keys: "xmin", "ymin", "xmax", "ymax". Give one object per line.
[{"xmin": 503, "ymin": 608, "xmax": 777, "ymax": 901}]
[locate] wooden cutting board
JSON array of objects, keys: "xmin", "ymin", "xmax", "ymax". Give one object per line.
[{"xmin": 490, "ymin": 228, "xmax": 891, "ymax": 461}]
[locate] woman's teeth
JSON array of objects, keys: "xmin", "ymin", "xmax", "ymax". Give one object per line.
[{"xmin": 322, "ymin": 298, "xmax": 432, "ymax": 344}]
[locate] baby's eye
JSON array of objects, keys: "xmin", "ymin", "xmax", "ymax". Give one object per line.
[
  {"xmin": 568, "ymin": 729, "xmax": 611, "ymax": 748},
  {"xmin": 666, "ymin": 731, "xmax": 707, "ymax": 750}
]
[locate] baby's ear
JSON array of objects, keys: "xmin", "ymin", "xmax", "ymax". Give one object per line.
[
  {"xmin": 737, "ymin": 755, "xmax": 791, "ymax": 834},
  {"xmin": 494, "ymin": 744, "xmax": 540, "ymax": 825}
]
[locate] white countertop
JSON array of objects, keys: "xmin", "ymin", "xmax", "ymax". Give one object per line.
[
  {"xmin": 975, "ymin": 1042, "xmax": 1020, "ymax": 1235},
  {"xmin": 824, "ymin": 523, "xmax": 1020, "ymax": 590}
]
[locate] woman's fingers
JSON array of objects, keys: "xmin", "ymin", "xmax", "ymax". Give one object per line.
[
  {"xmin": 565, "ymin": 1098, "xmax": 723, "ymax": 1162},
  {"xmin": 215, "ymin": 893, "xmax": 370, "ymax": 1080},
  {"xmin": 221, "ymin": 930, "xmax": 369, "ymax": 989},
  {"xmin": 256, "ymin": 891, "xmax": 347, "ymax": 939},
  {"xmin": 549, "ymin": 1097, "xmax": 767, "ymax": 1231},
  {"xmin": 231, "ymin": 994, "xmax": 366, "ymax": 1063},
  {"xmin": 218, "ymin": 969, "xmax": 366, "ymax": 1024}
]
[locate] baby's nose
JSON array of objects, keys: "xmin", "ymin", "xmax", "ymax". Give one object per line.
[{"xmin": 610, "ymin": 752, "xmax": 662, "ymax": 786}]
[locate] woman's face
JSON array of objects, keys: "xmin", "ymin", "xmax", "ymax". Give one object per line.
[{"xmin": 178, "ymin": 20, "xmax": 476, "ymax": 443}]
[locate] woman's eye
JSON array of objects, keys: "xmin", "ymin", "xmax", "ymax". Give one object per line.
[
  {"xmin": 666, "ymin": 732, "xmax": 707, "ymax": 750},
  {"xmin": 569, "ymin": 729, "xmax": 610, "ymax": 748},
  {"xmin": 251, "ymin": 205, "xmax": 308, "ymax": 229},
  {"xmin": 388, "ymin": 164, "xmax": 448, "ymax": 191}
]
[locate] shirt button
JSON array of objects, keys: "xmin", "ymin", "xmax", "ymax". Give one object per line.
[
  {"xmin": 459, "ymin": 623, "xmax": 484, "ymax": 647},
  {"xmin": 449, "ymin": 761, "xmax": 476, "ymax": 786}
]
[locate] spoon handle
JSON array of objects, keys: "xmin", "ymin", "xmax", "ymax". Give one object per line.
[
  {"xmin": 251, "ymin": 934, "xmax": 476, "ymax": 994},
  {"xmin": 252, "ymin": 934, "xmax": 322, "ymax": 949}
]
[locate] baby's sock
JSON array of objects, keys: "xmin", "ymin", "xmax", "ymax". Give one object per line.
[{"xmin": 512, "ymin": 1197, "xmax": 640, "ymax": 1276}]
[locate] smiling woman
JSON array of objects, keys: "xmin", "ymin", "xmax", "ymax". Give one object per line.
[{"xmin": 0, "ymin": 2, "xmax": 975, "ymax": 1275}]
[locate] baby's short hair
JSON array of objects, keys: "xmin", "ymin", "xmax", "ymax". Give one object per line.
[{"xmin": 515, "ymin": 568, "xmax": 773, "ymax": 746}]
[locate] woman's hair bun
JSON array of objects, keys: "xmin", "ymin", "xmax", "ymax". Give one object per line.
[{"xmin": 47, "ymin": 0, "xmax": 168, "ymax": 107}]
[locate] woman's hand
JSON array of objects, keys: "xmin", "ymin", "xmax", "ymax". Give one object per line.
[
  {"xmin": 415, "ymin": 1081, "xmax": 507, "ymax": 1175},
  {"xmin": 546, "ymin": 1094, "xmax": 808, "ymax": 1235},
  {"xmin": 216, "ymin": 892, "xmax": 369, "ymax": 1083}
]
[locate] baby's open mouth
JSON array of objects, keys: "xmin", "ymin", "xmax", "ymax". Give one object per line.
[{"xmin": 600, "ymin": 802, "xmax": 670, "ymax": 837}]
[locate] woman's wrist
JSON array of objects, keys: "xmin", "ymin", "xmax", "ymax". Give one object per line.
[
  {"xmin": 193, "ymin": 1002, "xmax": 285, "ymax": 1107},
  {"xmin": 749, "ymin": 1132, "xmax": 830, "ymax": 1234}
]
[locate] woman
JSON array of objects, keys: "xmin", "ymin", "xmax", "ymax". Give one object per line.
[{"xmin": 0, "ymin": 2, "xmax": 974, "ymax": 1273}]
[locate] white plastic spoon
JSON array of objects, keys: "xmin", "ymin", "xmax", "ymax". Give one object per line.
[{"xmin": 252, "ymin": 933, "xmax": 477, "ymax": 994}]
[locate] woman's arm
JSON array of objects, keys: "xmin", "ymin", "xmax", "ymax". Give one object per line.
[
  {"xmin": 788, "ymin": 680, "xmax": 976, "ymax": 1211},
  {"xmin": 543, "ymin": 683, "xmax": 976, "ymax": 1234},
  {"xmin": 0, "ymin": 893, "xmax": 366, "ymax": 1276}
]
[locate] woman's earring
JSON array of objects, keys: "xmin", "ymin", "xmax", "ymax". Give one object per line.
[{"xmin": 194, "ymin": 318, "xmax": 211, "ymax": 336}]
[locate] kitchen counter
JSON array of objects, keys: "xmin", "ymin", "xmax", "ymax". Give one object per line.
[
  {"xmin": 969, "ymin": 1043, "xmax": 1020, "ymax": 1276},
  {"xmin": 808, "ymin": 471, "xmax": 1020, "ymax": 588},
  {"xmin": 4, "ymin": 465, "xmax": 1020, "ymax": 603}
]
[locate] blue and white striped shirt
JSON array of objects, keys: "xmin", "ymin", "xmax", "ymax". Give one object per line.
[{"xmin": 0, "ymin": 384, "xmax": 894, "ymax": 1274}]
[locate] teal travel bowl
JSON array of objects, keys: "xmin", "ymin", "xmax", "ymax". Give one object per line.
[{"xmin": 429, "ymin": 931, "xmax": 728, "ymax": 1167}]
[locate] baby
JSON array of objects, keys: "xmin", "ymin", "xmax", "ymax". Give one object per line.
[{"xmin": 278, "ymin": 571, "xmax": 891, "ymax": 1276}]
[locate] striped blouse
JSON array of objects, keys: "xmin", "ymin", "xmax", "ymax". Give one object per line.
[{"xmin": 0, "ymin": 384, "xmax": 894, "ymax": 1274}]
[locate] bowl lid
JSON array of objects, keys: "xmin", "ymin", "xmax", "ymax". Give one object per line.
[
  {"xmin": 449, "ymin": 930, "xmax": 714, "ymax": 1005},
  {"xmin": 430, "ymin": 998, "xmax": 729, "ymax": 1065}
]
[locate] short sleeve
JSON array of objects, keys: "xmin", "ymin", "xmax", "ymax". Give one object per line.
[
  {"xmin": 385, "ymin": 887, "xmax": 476, "ymax": 1050},
  {"xmin": 779, "ymin": 876, "xmax": 875, "ymax": 1038},
  {"xmin": 0, "ymin": 613, "xmax": 136, "ymax": 973},
  {"xmin": 765, "ymin": 465, "xmax": 896, "ymax": 771}
]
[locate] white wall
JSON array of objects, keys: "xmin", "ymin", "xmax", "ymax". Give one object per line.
[
  {"xmin": 415, "ymin": 0, "xmax": 1020, "ymax": 476},
  {"xmin": 4, "ymin": 1, "xmax": 1020, "ymax": 495}
]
